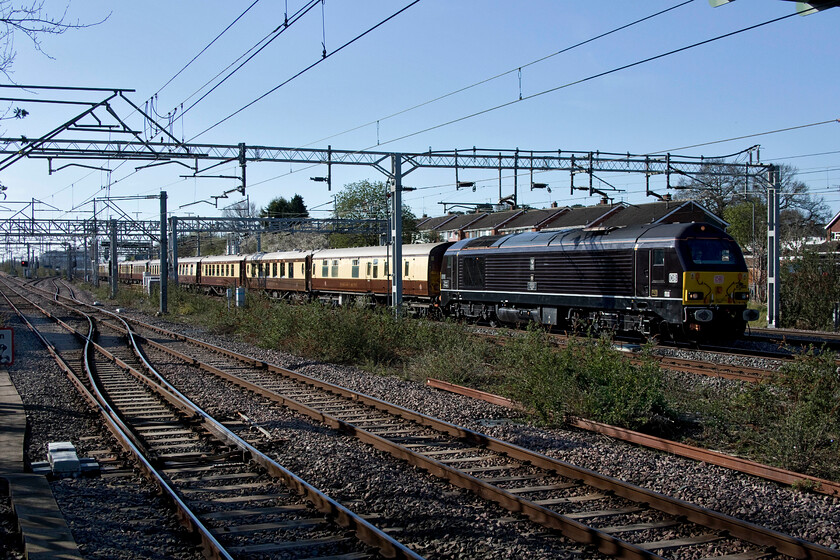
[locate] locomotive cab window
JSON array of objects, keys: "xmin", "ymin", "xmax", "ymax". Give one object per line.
[{"xmin": 683, "ymin": 239, "xmax": 742, "ymax": 267}]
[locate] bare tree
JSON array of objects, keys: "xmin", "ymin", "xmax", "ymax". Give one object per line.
[
  {"xmin": 0, "ymin": 1, "xmax": 107, "ymax": 122},
  {"xmin": 0, "ymin": 1, "xmax": 107, "ymax": 77},
  {"xmin": 221, "ymin": 198, "xmax": 257, "ymax": 218}
]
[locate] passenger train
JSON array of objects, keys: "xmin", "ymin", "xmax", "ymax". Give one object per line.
[{"xmin": 99, "ymin": 222, "xmax": 757, "ymax": 340}]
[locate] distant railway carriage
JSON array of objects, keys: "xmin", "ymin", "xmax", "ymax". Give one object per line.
[
  {"xmin": 116, "ymin": 260, "xmax": 149, "ymax": 283},
  {"xmin": 199, "ymin": 254, "xmax": 242, "ymax": 294},
  {"xmin": 176, "ymin": 257, "xmax": 202, "ymax": 286},
  {"xmin": 310, "ymin": 242, "xmax": 452, "ymax": 311},
  {"xmin": 440, "ymin": 222, "xmax": 755, "ymax": 340},
  {"xmin": 243, "ymin": 251, "xmax": 309, "ymax": 298}
]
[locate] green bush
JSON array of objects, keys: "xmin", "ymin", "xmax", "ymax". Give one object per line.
[
  {"xmin": 780, "ymin": 247, "xmax": 840, "ymax": 330},
  {"xmin": 503, "ymin": 327, "xmax": 669, "ymax": 430},
  {"xmin": 765, "ymin": 348, "xmax": 840, "ymax": 475}
]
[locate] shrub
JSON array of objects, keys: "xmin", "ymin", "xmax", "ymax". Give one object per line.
[
  {"xmin": 504, "ymin": 327, "xmax": 669, "ymax": 430},
  {"xmin": 765, "ymin": 348, "xmax": 840, "ymax": 475}
]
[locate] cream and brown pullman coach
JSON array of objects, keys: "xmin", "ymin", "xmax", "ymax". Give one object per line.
[
  {"xmin": 199, "ymin": 254, "xmax": 242, "ymax": 294},
  {"xmin": 310, "ymin": 242, "xmax": 452, "ymax": 310},
  {"xmin": 243, "ymin": 251, "xmax": 310, "ymax": 298},
  {"xmin": 176, "ymin": 257, "xmax": 202, "ymax": 287},
  {"xmin": 118, "ymin": 259, "xmax": 149, "ymax": 283}
]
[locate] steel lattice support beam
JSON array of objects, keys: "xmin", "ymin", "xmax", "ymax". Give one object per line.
[
  {"xmin": 0, "ymin": 137, "xmax": 763, "ymax": 179},
  {"xmin": 0, "ymin": 217, "xmax": 386, "ymax": 241}
]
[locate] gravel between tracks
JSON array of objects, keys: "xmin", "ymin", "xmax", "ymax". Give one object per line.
[
  {"xmin": 120, "ymin": 305, "xmax": 840, "ymax": 553},
  {"xmin": 2, "ymin": 308, "xmax": 205, "ymax": 560},
  {"xmin": 5, "ymin": 282, "xmax": 840, "ymax": 558}
]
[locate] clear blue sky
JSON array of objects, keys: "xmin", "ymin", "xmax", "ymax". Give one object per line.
[{"xmin": 1, "ymin": 0, "xmax": 838, "ymax": 225}]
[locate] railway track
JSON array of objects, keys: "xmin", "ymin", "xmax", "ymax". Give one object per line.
[
  {"xmin": 0, "ymin": 278, "xmax": 422, "ymax": 560},
  {"xmin": 19, "ymin": 277, "xmax": 840, "ymax": 560},
  {"xmin": 744, "ymin": 327, "xmax": 840, "ymax": 352}
]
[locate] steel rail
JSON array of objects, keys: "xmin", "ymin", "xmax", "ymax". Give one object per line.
[
  {"xmin": 13, "ymin": 278, "xmax": 425, "ymax": 560},
  {"xmin": 425, "ymin": 377, "xmax": 840, "ymax": 498},
  {"xmin": 50, "ymin": 295, "xmax": 840, "ymax": 560},
  {"xmin": 0, "ymin": 279, "xmax": 236, "ymax": 560},
  {"xmin": 93, "ymin": 302, "xmax": 425, "ymax": 560}
]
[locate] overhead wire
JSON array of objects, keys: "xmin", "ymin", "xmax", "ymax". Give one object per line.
[
  {"xmin": 57, "ymin": 2, "xmax": 322, "ymax": 214},
  {"xmin": 176, "ymin": 0, "xmax": 322, "ymax": 121},
  {"xmin": 304, "ymin": 0, "xmax": 696, "ymax": 147},
  {"xmin": 51, "ymin": 2, "xmax": 265, "ymax": 210},
  {"xmin": 153, "ymin": 0, "xmax": 263, "ymax": 99},
  {"xmin": 655, "ymin": 119, "xmax": 840, "ymax": 153},
  {"xmin": 93, "ymin": 1, "xmax": 414, "ymax": 212},
  {"xmin": 370, "ymin": 9, "xmax": 802, "ymax": 149},
  {"xmin": 187, "ymin": 0, "xmax": 422, "ymax": 143}
]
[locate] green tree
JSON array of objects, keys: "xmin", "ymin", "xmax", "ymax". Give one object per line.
[
  {"xmin": 723, "ymin": 200, "xmax": 767, "ymax": 301},
  {"xmin": 780, "ymin": 246, "xmax": 840, "ymax": 330},
  {"xmin": 331, "ymin": 180, "xmax": 417, "ymax": 247},
  {"xmin": 260, "ymin": 194, "xmax": 308, "ymax": 218}
]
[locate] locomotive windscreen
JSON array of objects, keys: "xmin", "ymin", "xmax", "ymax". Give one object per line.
[{"xmin": 682, "ymin": 238, "xmax": 745, "ymax": 268}]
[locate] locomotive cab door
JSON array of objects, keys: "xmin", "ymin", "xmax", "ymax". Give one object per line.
[{"xmin": 635, "ymin": 248, "xmax": 650, "ymax": 298}]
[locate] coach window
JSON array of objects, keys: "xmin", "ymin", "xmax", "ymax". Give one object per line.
[
  {"xmin": 366, "ymin": 262, "xmax": 372, "ymax": 277},
  {"xmin": 331, "ymin": 259, "xmax": 339, "ymax": 277},
  {"xmin": 351, "ymin": 259, "xmax": 359, "ymax": 278},
  {"xmin": 279, "ymin": 262, "xmax": 285, "ymax": 277},
  {"xmin": 289, "ymin": 263, "xmax": 294, "ymax": 278},
  {"xmin": 372, "ymin": 259, "xmax": 379, "ymax": 279},
  {"xmin": 404, "ymin": 260, "xmax": 410, "ymax": 277},
  {"xmin": 271, "ymin": 263, "xmax": 276, "ymax": 277},
  {"xmin": 321, "ymin": 260, "xmax": 328, "ymax": 278}
]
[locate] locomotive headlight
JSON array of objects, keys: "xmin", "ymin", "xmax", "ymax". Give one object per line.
[
  {"xmin": 734, "ymin": 292, "xmax": 750, "ymax": 301},
  {"xmin": 687, "ymin": 291, "xmax": 704, "ymax": 300}
]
